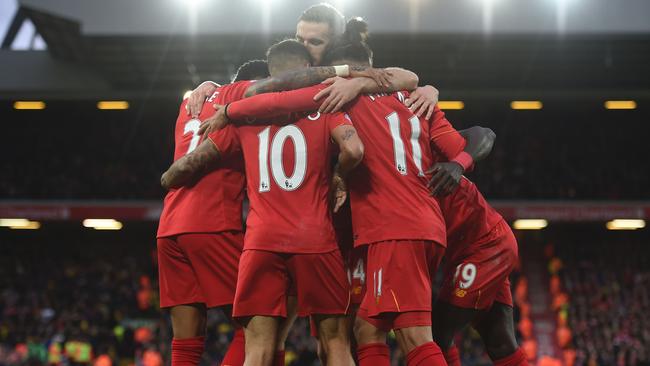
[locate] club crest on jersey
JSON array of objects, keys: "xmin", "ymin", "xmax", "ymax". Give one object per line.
[{"xmin": 307, "ymin": 112, "xmax": 321, "ymax": 120}]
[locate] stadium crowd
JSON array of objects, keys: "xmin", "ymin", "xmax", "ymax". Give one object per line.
[
  {"xmin": 0, "ymin": 235, "xmax": 529, "ymax": 366},
  {"xmin": 556, "ymin": 239, "xmax": 650, "ymax": 366}
]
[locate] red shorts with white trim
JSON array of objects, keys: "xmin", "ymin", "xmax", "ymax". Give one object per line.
[
  {"xmin": 157, "ymin": 231, "xmax": 243, "ymax": 308},
  {"xmin": 438, "ymin": 220, "xmax": 518, "ymax": 310},
  {"xmin": 359, "ymin": 240, "xmax": 445, "ymax": 325},
  {"xmin": 233, "ymin": 249, "xmax": 350, "ymax": 319}
]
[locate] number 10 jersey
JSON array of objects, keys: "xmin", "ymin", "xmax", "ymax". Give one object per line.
[{"xmin": 209, "ymin": 111, "xmax": 352, "ymax": 254}]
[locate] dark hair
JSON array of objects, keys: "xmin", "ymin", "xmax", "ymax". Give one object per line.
[
  {"xmin": 298, "ymin": 3, "xmax": 345, "ymax": 36},
  {"xmin": 266, "ymin": 39, "xmax": 312, "ymax": 66},
  {"xmin": 232, "ymin": 60, "xmax": 270, "ymax": 82},
  {"xmin": 322, "ymin": 18, "xmax": 373, "ymax": 66},
  {"xmin": 341, "ymin": 17, "xmax": 369, "ymax": 45}
]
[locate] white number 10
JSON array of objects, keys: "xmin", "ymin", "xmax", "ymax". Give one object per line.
[
  {"xmin": 257, "ymin": 125, "xmax": 308, "ymax": 192},
  {"xmin": 385, "ymin": 112, "xmax": 424, "ymax": 176}
]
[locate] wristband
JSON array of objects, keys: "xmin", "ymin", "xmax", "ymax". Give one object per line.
[
  {"xmin": 334, "ymin": 65, "xmax": 350, "ymax": 77},
  {"xmin": 223, "ymin": 103, "xmax": 232, "ymax": 121},
  {"xmin": 451, "ymin": 151, "xmax": 474, "ymax": 171}
]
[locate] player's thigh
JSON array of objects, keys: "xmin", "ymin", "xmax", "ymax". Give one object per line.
[
  {"xmin": 431, "ymin": 300, "xmax": 478, "ymax": 350},
  {"xmin": 288, "ymin": 250, "xmax": 350, "ymax": 317},
  {"xmin": 180, "ymin": 231, "xmax": 243, "ymax": 308},
  {"xmin": 354, "ymin": 307, "xmax": 389, "ymax": 345},
  {"xmin": 170, "ymin": 304, "xmax": 207, "ymax": 338},
  {"xmin": 233, "ymin": 250, "xmax": 290, "ymax": 319},
  {"xmin": 157, "ymin": 237, "xmax": 204, "ymax": 308},
  {"xmin": 473, "ymin": 302, "xmax": 518, "ymax": 359},
  {"xmin": 363, "ymin": 240, "xmax": 440, "ymax": 317}
]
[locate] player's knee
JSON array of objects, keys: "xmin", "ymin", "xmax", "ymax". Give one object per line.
[
  {"xmin": 170, "ymin": 304, "xmax": 207, "ymax": 338},
  {"xmin": 395, "ymin": 326, "xmax": 433, "ymax": 354},
  {"xmin": 318, "ymin": 316, "xmax": 348, "ymax": 343},
  {"xmin": 431, "ymin": 329, "xmax": 455, "ymax": 351},
  {"xmin": 353, "ymin": 316, "xmax": 385, "ymax": 345}
]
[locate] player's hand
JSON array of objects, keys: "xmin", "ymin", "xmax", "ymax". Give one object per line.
[
  {"xmin": 427, "ymin": 162, "xmax": 463, "ymax": 197},
  {"xmin": 330, "ymin": 173, "xmax": 348, "ymax": 213},
  {"xmin": 314, "ymin": 77, "xmax": 363, "ymax": 113},
  {"xmin": 198, "ymin": 104, "xmax": 229, "ymax": 137},
  {"xmin": 186, "ymin": 82, "xmax": 220, "ymax": 118},
  {"xmin": 350, "ymin": 67, "xmax": 393, "ymax": 89},
  {"xmin": 405, "ymin": 85, "xmax": 439, "ymax": 120}
]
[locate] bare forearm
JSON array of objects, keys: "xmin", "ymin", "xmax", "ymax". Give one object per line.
[
  {"xmin": 161, "ymin": 158, "xmax": 195, "ymax": 189},
  {"xmin": 245, "ymin": 67, "xmax": 338, "ymax": 97},
  {"xmin": 160, "ymin": 141, "xmax": 221, "ymax": 189},
  {"xmin": 358, "ymin": 67, "xmax": 418, "ymax": 93},
  {"xmin": 459, "ymin": 127, "xmax": 496, "ymax": 162}
]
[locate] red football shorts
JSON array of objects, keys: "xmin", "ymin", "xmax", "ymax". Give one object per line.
[
  {"xmin": 157, "ymin": 231, "xmax": 243, "ymax": 308},
  {"xmin": 358, "ymin": 240, "xmax": 445, "ymax": 329},
  {"xmin": 233, "ymin": 249, "xmax": 350, "ymax": 319},
  {"xmin": 349, "ymin": 246, "xmax": 368, "ymax": 305},
  {"xmin": 438, "ymin": 220, "xmax": 518, "ymax": 310}
]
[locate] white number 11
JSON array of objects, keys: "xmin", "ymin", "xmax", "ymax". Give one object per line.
[{"xmin": 385, "ymin": 112, "xmax": 425, "ymax": 176}]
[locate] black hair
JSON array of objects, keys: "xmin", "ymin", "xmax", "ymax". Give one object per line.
[
  {"xmin": 232, "ymin": 59, "xmax": 270, "ymax": 82},
  {"xmin": 298, "ymin": 3, "xmax": 345, "ymax": 36},
  {"xmin": 322, "ymin": 17, "xmax": 373, "ymax": 66},
  {"xmin": 266, "ymin": 39, "xmax": 313, "ymax": 67},
  {"xmin": 340, "ymin": 17, "xmax": 369, "ymax": 45}
]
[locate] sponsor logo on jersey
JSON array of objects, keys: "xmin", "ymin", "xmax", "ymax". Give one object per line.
[{"xmin": 455, "ymin": 288, "xmax": 467, "ymax": 298}]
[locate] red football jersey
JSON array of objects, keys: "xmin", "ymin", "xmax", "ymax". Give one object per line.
[
  {"xmin": 208, "ymin": 109, "xmax": 351, "ymax": 254},
  {"xmin": 156, "ymin": 81, "xmax": 252, "ymax": 238},
  {"xmin": 427, "ymin": 108, "xmax": 503, "ymax": 252},
  {"xmin": 226, "ymin": 86, "xmax": 447, "ymax": 247},
  {"xmin": 344, "ymin": 93, "xmax": 446, "ymax": 247}
]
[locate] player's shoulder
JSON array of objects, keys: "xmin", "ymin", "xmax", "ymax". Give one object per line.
[{"xmin": 213, "ymin": 80, "xmax": 256, "ymax": 102}]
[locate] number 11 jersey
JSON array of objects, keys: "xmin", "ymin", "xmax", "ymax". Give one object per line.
[
  {"xmin": 345, "ymin": 92, "xmax": 446, "ymax": 248},
  {"xmin": 209, "ymin": 112, "xmax": 352, "ymax": 254}
]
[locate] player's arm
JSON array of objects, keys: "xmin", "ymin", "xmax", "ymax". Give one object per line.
[
  {"xmin": 314, "ymin": 67, "xmax": 419, "ymax": 113},
  {"xmin": 330, "ymin": 124, "xmax": 365, "ymax": 213},
  {"xmin": 160, "ymin": 140, "xmax": 221, "ymax": 190},
  {"xmin": 427, "ymin": 109, "xmax": 496, "ymax": 196},
  {"xmin": 458, "ymin": 126, "xmax": 496, "ymax": 163},
  {"xmin": 197, "ymin": 86, "xmax": 323, "ymax": 136},
  {"xmin": 243, "ymin": 65, "xmax": 392, "ymax": 98}
]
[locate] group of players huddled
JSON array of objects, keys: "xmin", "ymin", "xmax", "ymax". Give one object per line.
[{"xmin": 156, "ymin": 3, "xmax": 527, "ymax": 366}]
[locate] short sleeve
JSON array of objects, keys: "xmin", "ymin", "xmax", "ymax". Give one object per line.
[
  {"xmin": 208, "ymin": 125, "xmax": 241, "ymax": 159},
  {"xmin": 327, "ymin": 111, "xmax": 354, "ymax": 132}
]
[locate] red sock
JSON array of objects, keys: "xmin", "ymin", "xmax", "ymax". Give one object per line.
[
  {"xmin": 406, "ymin": 342, "xmax": 446, "ymax": 366},
  {"xmin": 493, "ymin": 348, "xmax": 529, "ymax": 366},
  {"xmin": 357, "ymin": 343, "xmax": 390, "ymax": 366},
  {"xmin": 221, "ymin": 329, "xmax": 245, "ymax": 366},
  {"xmin": 274, "ymin": 350, "xmax": 285, "ymax": 366},
  {"xmin": 443, "ymin": 345, "xmax": 461, "ymax": 366},
  {"xmin": 172, "ymin": 336, "xmax": 205, "ymax": 366}
]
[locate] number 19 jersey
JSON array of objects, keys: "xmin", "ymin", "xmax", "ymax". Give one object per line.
[
  {"xmin": 345, "ymin": 93, "xmax": 446, "ymax": 247},
  {"xmin": 209, "ymin": 112, "xmax": 352, "ymax": 254},
  {"xmin": 157, "ymin": 81, "xmax": 251, "ymax": 238}
]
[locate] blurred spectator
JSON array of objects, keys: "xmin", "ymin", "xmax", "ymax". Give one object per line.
[{"xmin": 558, "ymin": 240, "xmax": 650, "ymax": 366}]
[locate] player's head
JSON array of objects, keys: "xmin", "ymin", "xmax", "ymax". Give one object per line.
[
  {"xmin": 322, "ymin": 18, "xmax": 373, "ymax": 67},
  {"xmin": 296, "ymin": 3, "xmax": 345, "ymax": 66},
  {"xmin": 232, "ymin": 59, "xmax": 270, "ymax": 82},
  {"xmin": 266, "ymin": 39, "xmax": 312, "ymax": 76}
]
